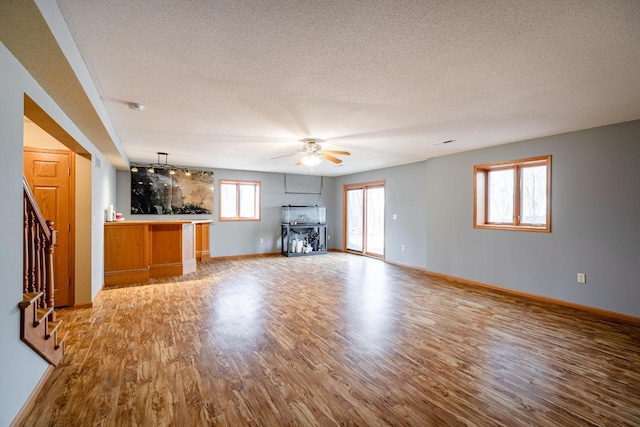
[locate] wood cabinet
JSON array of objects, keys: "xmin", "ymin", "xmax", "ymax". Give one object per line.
[
  {"xmin": 104, "ymin": 220, "xmax": 211, "ymax": 285},
  {"xmin": 195, "ymin": 221, "xmax": 210, "ymax": 261},
  {"xmin": 104, "ymin": 222, "xmax": 150, "ymax": 285}
]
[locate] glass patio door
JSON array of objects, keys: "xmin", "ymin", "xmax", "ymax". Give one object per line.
[
  {"xmin": 346, "ymin": 188, "xmax": 364, "ymax": 252},
  {"xmin": 345, "ymin": 182, "xmax": 385, "ymax": 257},
  {"xmin": 365, "ymin": 186, "xmax": 385, "ymax": 256}
]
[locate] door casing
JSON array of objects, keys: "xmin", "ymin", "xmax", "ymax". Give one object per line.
[{"xmin": 342, "ymin": 180, "xmax": 386, "ymax": 258}]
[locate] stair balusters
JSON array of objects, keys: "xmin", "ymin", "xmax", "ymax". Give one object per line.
[
  {"xmin": 20, "ymin": 177, "xmax": 66, "ymax": 366},
  {"xmin": 22, "ymin": 178, "xmax": 56, "ymax": 312}
]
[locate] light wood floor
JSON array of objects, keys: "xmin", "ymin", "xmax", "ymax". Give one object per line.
[{"xmin": 21, "ymin": 253, "xmax": 640, "ymax": 426}]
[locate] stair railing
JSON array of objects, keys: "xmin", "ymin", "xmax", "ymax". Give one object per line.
[{"xmin": 23, "ymin": 177, "xmax": 56, "ymax": 311}]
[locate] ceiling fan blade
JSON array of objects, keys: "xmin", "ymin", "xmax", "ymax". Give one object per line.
[
  {"xmin": 321, "ymin": 154, "xmax": 342, "ymax": 164},
  {"xmin": 321, "ymin": 150, "xmax": 351, "ymax": 156},
  {"xmin": 295, "ymin": 159, "xmax": 303, "ymax": 166}
]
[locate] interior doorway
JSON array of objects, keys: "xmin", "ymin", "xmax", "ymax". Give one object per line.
[
  {"xmin": 23, "ymin": 95, "xmax": 95, "ymax": 308},
  {"xmin": 344, "ymin": 181, "xmax": 385, "ymax": 258},
  {"xmin": 23, "ymin": 147, "xmax": 75, "ymax": 307}
]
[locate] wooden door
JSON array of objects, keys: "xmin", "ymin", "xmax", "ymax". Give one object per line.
[{"xmin": 24, "ymin": 148, "xmax": 74, "ymax": 307}]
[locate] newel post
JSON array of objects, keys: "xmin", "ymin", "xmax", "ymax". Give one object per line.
[{"xmin": 45, "ymin": 220, "xmax": 57, "ymax": 312}]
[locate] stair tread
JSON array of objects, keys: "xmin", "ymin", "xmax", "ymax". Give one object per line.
[
  {"xmin": 56, "ymin": 330, "xmax": 70, "ymax": 350},
  {"xmin": 35, "ymin": 307, "xmax": 54, "ymax": 326},
  {"xmin": 19, "ymin": 292, "xmax": 44, "ymax": 309},
  {"xmin": 46, "ymin": 320, "xmax": 62, "ymax": 339}
]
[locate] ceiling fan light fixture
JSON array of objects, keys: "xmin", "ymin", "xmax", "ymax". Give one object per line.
[
  {"xmin": 301, "ymin": 154, "xmax": 322, "ymax": 167},
  {"xmin": 281, "ymin": 138, "xmax": 351, "ymax": 168}
]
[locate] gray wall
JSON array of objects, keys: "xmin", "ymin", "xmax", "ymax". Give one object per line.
[
  {"xmin": 0, "ymin": 42, "xmax": 117, "ymax": 425},
  {"xmin": 334, "ymin": 121, "xmax": 640, "ymax": 318},
  {"xmin": 332, "ymin": 162, "xmax": 429, "ymax": 267},
  {"xmin": 116, "ymin": 170, "xmax": 335, "ymax": 257},
  {"xmin": 425, "ymin": 121, "xmax": 640, "ymax": 317},
  {"xmin": 0, "ymin": 43, "xmax": 47, "ymax": 427}
]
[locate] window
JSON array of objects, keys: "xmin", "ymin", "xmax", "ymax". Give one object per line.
[
  {"xmin": 219, "ymin": 180, "xmax": 261, "ymax": 221},
  {"xmin": 474, "ymin": 155, "xmax": 551, "ymax": 232}
]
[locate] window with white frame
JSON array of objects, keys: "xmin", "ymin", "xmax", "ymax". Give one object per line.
[{"xmin": 219, "ymin": 180, "xmax": 261, "ymax": 221}]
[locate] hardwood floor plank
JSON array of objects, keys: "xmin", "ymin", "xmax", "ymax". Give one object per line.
[{"xmin": 19, "ymin": 253, "xmax": 640, "ymax": 426}]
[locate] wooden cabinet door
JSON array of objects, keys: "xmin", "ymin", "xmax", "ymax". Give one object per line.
[
  {"xmin": 24, "ymin": 148, "xmax": 74, "ymax": 307},
  {"xmin": 195, "ymin": 222, "xmax": 211, "ymax": 261}
]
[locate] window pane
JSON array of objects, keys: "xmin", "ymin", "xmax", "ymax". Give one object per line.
[
  {"xmin": 488, "ymin": 169, "xmax": 514, "ymax": 223},
  {"xmin": 239, "ymin": 184, "xmax": 256, "ymax": 218},
  {"xmin": 521, "ymin": 165, "xmax": 547, "ymax": 225},
  {"xmin": 346, "ymin": 189, "xmax": 363, "ymax": 252},
  {"xmin": 221, "ymin": 184, "xmax": 237, "ymax": 218},
  {"xmin": 366, "ymin": 187, "xmax": 385, "ymax": 255},
  {"xmin": 474, "ymin": 156, "xmax": 550, "ymax": 232}
]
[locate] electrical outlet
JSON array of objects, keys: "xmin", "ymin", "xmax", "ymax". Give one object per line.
[
  {"xmin": 260, "ymin": 238, "xmax": 264, "ymax": 243},
  {"xmin": 392, "ymin": 214, "xmax": 398, "ymax": 220},
  {"xmin": 401, "ymin": 245, "xmax": 406, "ymax": 252},
  {"xmin": 577, "ymin": 273, "xmax": 586, "ymax": 284},
  {"xmin": 328, "ymin": 235, "xmax": 331, "ymax": 240}
]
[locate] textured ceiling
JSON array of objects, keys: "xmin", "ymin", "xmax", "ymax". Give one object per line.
[{"xmin": 56, "ymin": 0, "xmax": 640, "ymax": 176}]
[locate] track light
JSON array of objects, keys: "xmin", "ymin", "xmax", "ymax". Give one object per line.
[{"xmin": 129, "ymin": 153, "xmax": 212, "ymax": 179}]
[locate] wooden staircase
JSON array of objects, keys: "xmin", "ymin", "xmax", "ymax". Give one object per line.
[
  {"xmin": 19, "ymin": 293, "xmax": 68, "ymax": 366},
  {"xmin": 20, "ymin": 178, "xmax": 68, "ymax": 366}
]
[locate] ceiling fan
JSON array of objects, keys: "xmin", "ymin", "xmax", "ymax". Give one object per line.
[{"xmin": 272, "ymin": 138, "xmax": 351, "ymax": 167}]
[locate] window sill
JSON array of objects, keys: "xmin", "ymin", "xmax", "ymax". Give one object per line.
[{"xmin": 474, "ymin": 224, "xmax": 551, "ymax": 233}]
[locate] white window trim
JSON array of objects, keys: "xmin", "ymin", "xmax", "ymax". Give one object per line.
[{"xmin": 219, "ymin": 180, "xmax": 261, "ymax": 221}]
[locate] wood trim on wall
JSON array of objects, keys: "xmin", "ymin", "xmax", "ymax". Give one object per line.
[
  {"xmin": 342, "ymin": 180, "xmax": 386, "ymax": 255},
  {"xmin": 384, "ymin": 259, "xmax": 640, "ymax": 325},
  {"xmin": 10, "ymin": 365, "xmax": 55, "ymax": 427},
  {"xmin": 211, "ymin": 252, "xmax": 280, "ymax": 261},
  {"xmin": 68, "ymin": 151, "xmax": 76, "ymax": 306},
  {"xmin": 473, "ymin": 155, "xmax": 551, "ymax": 233},
  {"xmin": 66, "ymin": 302, "xmax": 93, "ymax": 309}
]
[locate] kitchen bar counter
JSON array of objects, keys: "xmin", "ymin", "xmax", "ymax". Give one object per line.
[{"xmin": 104, "ymin": 220, "xmax": 211, "ymax": 285}]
